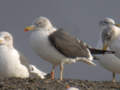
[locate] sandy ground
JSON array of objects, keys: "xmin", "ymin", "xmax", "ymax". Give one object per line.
[{"xmin": 0, "ymin": 77, "xmax": 120, "ymax": 90}]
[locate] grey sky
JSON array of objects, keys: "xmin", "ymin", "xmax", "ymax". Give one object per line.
[{"xmin": 0, "ymin": 0, "xmax": 120, "ymax": 81}]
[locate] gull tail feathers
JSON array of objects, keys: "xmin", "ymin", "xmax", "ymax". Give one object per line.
[
  {"xmin": 76, "ymin": 58, "xmax": 96, "ymax": 66},
  {"xmin": 29, "ymin": 65, "xmax": 47, "ymax": 79}
]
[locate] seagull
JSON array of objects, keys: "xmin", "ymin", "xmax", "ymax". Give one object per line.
[
  {"xmin": 0, "ymin": 31, "xmax": 30, "ymax": 78},
  {"xmin": 96, "ymin": 17, "xmax": 120, "ymax": 82},
  {"xmin": 0, "ymin": 31, "xmax": 48, "ymax": 79},
  {"xmin": 24, "ymin": 16, "xmax": 114, "ymax": 80},
  {"xmin": 29, "ymin": 64, "xmax": 47, "ymax": 79}
]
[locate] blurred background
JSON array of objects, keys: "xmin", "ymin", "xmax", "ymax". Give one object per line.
[{"xmin": 0, "ymin": 0, "xmax": 120, "ymax": 81}]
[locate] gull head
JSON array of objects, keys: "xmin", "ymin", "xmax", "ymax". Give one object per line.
[
  {"xmin": 99, "ymin": 17, "xmax": 120, "ymax": 28},
  {"xmin": 99, "ymin": 18, "xmax": 115, "ymax": 27},
  {"xmin": 0, "ymin": 31, "xmax": 13, "ymax": 48},
  {"xmin": 24, "ymin": 16, "xmax": 53, "ymax": 32}
]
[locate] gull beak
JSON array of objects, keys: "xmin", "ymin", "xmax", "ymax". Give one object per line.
[
  {"xmin": 102, "ymin": 43, "xmax": 108, "ymax": 50},
  {"xmin": 24, "ymin": 25, "xmax": 35, "ymax": 32},
  {"xmin": 115, "ymin": 24, "xmax": 120, "ymax": 27}
]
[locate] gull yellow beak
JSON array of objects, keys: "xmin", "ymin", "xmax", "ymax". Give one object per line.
[
  {"xmin": 24, "ymin": 25, "xmax": 35, "ymax": 32},
  {"xmin": 102, "ymin": 43, "xmax": 108, "ymax": 50},
  {"xmin": 115, "ymin": 24, "xmax": 120, "ymax": 27}
]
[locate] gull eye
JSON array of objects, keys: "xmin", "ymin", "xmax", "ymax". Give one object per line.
[
  {"xmin": 38, "ymin": 22, "xmax": 42, "ymax": 24},
  {"xmin": 103, "ymin": 21, "xmax": 108, "ymax": 24},
  {"xmin": 36, "ymin": 22, "xmax": 42, "ymax": 26},
  {"xmin": 4, "ymin": 36, "xmax": 10, "ymax": 41}
]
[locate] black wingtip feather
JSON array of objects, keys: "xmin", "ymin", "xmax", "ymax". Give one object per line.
[{"xmin": 89, "ymin": 48, "xmax": 115, "ymax": 54}]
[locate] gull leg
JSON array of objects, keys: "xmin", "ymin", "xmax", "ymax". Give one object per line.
[
  {"xmin": 51, "ymin": 65, "xmax": 56, "ymax": 80},
  {"xmin": 60, "ymin": 63, "xmax": 64, "ymax": 80},
  {"xmin": 112, "ymin": 72, "xmax": 116, "ymax": 82}
]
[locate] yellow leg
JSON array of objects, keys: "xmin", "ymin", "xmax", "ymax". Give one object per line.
[
  {"xmin": 51, "ymin": 65, "xmax": 56, "ymax": 80},
  {"xmin": 60, "ymin": 63, "xmax": 64, "ymax": 80},
  {"xmin": 112, "ymin": 72, "xmax": 116, "ymax": 82}
]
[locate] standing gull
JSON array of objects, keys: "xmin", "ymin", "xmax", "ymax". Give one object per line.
[
  {"xmin": 0, "ymin": 31, "xmax": 29, "ymax": 78},
  {"xmin": 24, "ymin": 16, "xmax": 114, "ymax": 80},
  {"xmin": 96, "ymin": 17, "xmax": 120, "ymax": 82}
]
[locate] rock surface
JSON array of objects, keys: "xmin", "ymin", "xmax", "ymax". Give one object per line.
[{"xmin": 0, "ymin": 77, "xmax": 120, "ymax": 90}]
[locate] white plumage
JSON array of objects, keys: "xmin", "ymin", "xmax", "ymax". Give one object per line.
[
  {"xmin": 96, "ymin": 36, "xmax": 120, "ymax": 73},
  {"xmin": 30, "ymin": 28, "xmax": 81, "ymax": 65},
  {"xmin": 0, "ymin": 31, "xmax": 29, "ymax": 78}
]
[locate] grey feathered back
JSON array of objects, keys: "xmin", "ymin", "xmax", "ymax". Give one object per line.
[{"xmin": 49, "ymin": 29, "xmax": 90, "ymax": 58}]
